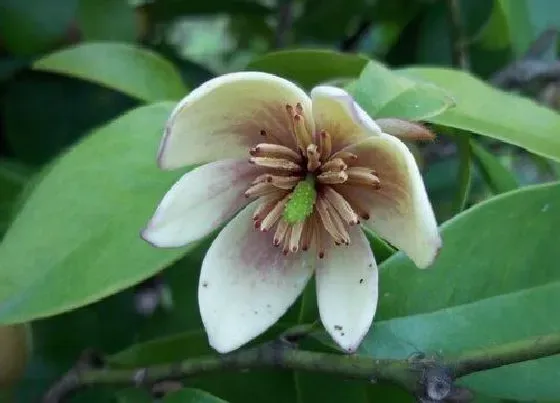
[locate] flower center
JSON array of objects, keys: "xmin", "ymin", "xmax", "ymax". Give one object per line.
[{"xmin": 246, "ymin": 103, "xmax": 381, "ymax": 258}]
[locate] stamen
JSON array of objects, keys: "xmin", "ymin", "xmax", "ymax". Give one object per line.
[
  {"xmin": 260, "ymin": 194, "xmax": 290, "ymax": 231},
  {"xmin": 332, "ymin": 185, "xmax": 371, "ymax": 220},
  {"xmin": 317, "ymin": 170, "xmax": 348, "ymax": 185},
  {"xmin": 249, "ymin": 156, "xmax": 302, "ymax": 172},
  {"xmin": 250, "ymin": 143, "xmax": 301, "ymax": 162},
  {"xmin": 273, "ymin": 219, "xmax": 289, "ymax": 247},
  {"xmin": 245, "ymin": 182, "xmax": 280, "ymax": 198},
  {"xmin": 252, "ymin": 192, "xmax": 286, "ymax": 222},
  {"xmin": 313, "ymin": 215, "xmax": 325, "ymax": 259},
  {"xmin": 322, "ymin": 197, "xmax": 351, "ymax": 245},
  {"xmin": 330, "ymin": 150, "xmax": 358, "ymax": 161},
  {"xmin": 295, "ymin": 102, "xmax": 304, "ymax": 115},
  {"xmin": 320, "ymin": 158, "xmax": 347, "ymax": 173},
  {"xmin": 322, "ymin": 186, "xmax": 359, "ymax": 225},
  {"xmin": 251, "ymin": 173, "xmax": 273, "ymax": 185},
  {"xmin": 282, "ymin": 227, "xmax": 292, "ymax": 255},
  {"xmin": 346, "ymin": 169, "xmax": 381, "ymax": 188},
  {"xmin": 294, "ymin": 114, "xmax": 312, "ymax": 150},
  {"xmin": 269, "ymin": 175, "xmax": 302, "ymax": 190},
  {"xmin": 318, "ymin": 130, "xmax": 332, "ymax": 161},
  {"xmin": 316, "ymin": 196, "xmax": 346, "ymax": 244},
  {"xmin": 306, "ymin": 144, "xmax": 321, "ymax": 172},
  {"xmin": 289, "ymin": 221, "xmax": 304, "ymax": 252},
  {"xmin": 300, "ymin": 218, "xmax": 314, "ymax": 251},
  {"xmin": 346, "ymin": 166, "xmax": 377, "ymax": 175}
]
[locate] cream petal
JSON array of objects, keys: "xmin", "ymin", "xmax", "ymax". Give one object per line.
[
  {"xmin": 159, "ymin": 72, "xmax": 313, "ymax": 170},
  {"xmin": 142, "ymin": 159, "xmax": 260, "ymax": 248},
  {"xmin": 199, "ymin": 203, "xmax": 314, "ymax": 353},
  {"xmin": 315, "ymin": 226, "xmax": 377, "ymax": 353},
  {"xmin": 335, "ymin": 134, "xmax": 441, "ymax": 268},
  {"xmin": 310, "ymin": 86, "xmax": 381, "ymax": 154},
  {"xmin": 376, "ymin": 118, "xmax": 435, "ymax": 141}
]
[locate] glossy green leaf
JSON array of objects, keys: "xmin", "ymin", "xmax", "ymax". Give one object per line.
[
  {"xmin": 367, "ymin": 182, "xmax": 560, "ymax": 400},
  {"xmin": 0, "ymin": 103, "xmax": 196, "ymax": 324},
  {"xmin": 400, "ymin": 67, "xmax": 560, "ymax": 162},
  {"xmin": 246, "ymin": 50, "xmax": 369, "ymax": 90},
  {"xmin": 0, "ymin": 160, "xmax": 30, "ymax": 236},
  {"xmin": 351, "ymin": 61, "xmax": 455, "ymax": 121},
  {"xmin": 471, "ymin": 140, "xmax": 519, "ymax": 194},
  {"xmin": 33, "ymin": 43, "xmax": 186, "ymax": 102},
  {"xmin": 163, "ymin": 389, "xmax": 229, "ymax": 403},
  {"xmin": 78, "ymin": 0, "xmax": 137, "ymax": 42}
]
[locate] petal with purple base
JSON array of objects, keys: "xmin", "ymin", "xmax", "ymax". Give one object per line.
[
  {"xmin": 199, "ymin": 203, "xmax": 314, "ymax": 353},
  {"xmin": 159, "ymin": 72, "xmax": 312, "ymax": 170},
  {"xmin": 310, "ymin": 86, "xmax": 381, "ymax": 154},
  {"xmin": 142, "ymin": 159, "xmax": 260, "ymax": 248},
  {"xmin": 335, "ymin": 134, "xmax": 441, "ymax": 268}
]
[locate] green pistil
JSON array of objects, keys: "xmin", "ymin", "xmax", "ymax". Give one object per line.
[{"xmin": 283, "ymin": 175, "xmax": 316, "ymax": 224}]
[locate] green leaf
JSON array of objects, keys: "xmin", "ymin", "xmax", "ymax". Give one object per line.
[
  {"xmin": 471, "ymin": 140, "xmax": 519, "ymax": 194},
  {"xmin": 246, "ymin": 50, "xmax": 369, "ymax": 90},
  {"xmin": 0, "ymin": 160, "xmax": 30, "ymax": 235},
  {"xmin": 351, "ymin": 61, "xmax": 455, "ymax": 121},
  {"xmin": 146, "ymin": 0, "xmax": 272, "ymax": 21},
  {"xmin": 163, "ymin": 389, "xmax": 229, "ymax": 403},
  {"xmin": 367, "ymin": 182, "xmax": 560, "ymax": 400},
  {"xmin": 400, "ymin": 67, "xmax": 560, "ymax": 162},
  {"xmin": 0, "ymin": 103, "xmax": 196, "ymax": 324},
  {"xmin": 78, "ymin": 0, "xmax": 137, "ymax": 42},
  {"xmin": 2, "ymin": 71, "xmax": 137, "ymax": 165},
  {"xmin": 33, "ymin": 43, "xmax": 187, "ymax": 102},
  {"xmin": 451, "ymin": 135, "xmax": 472, "ymax": 214}
]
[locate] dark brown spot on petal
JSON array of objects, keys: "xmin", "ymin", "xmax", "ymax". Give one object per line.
[
  {"xmin": 359, "ymin": 278, "xmax": 364, "ymax": 284},
  {"xmin": 334, "ymin": 325, "xmax": 343, "ymax": 331}
]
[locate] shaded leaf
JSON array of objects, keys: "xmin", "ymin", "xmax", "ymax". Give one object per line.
[
  {"xmin": 0, "ymin": 103, "xmax": 196, "ymax": 324},
  {"xmin": 78, "ymin": 0, "xmax": 137, "ymax": 42},
  {"xmin": 33, "ymin": 43, "xmax": 186, "ymax": 102},
  {"xmin": 247, "ymin": 50, "xmax": 368, "ymax": 90},
  {"xmin": 367, "ymin": 182, "xmax": 560, "ymax": 400},
  {"xmin": 351, "ymin": 61, "xmax": 455, "ymax": 121},
  {"xmin": 400, "ymin": 67, "xmax": 560, "ymax": 162},
  {"xmin": 163, "ymin": 389, "xmax": 229, "ymax": 403},
  {"xmin": 471, "ymin": 140, "xmax": 519, "ymax": 194}
]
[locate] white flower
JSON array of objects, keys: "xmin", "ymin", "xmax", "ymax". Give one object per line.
[{"xmin": 142, "ymin": 72, "xmax": 441, "ymax": 354}]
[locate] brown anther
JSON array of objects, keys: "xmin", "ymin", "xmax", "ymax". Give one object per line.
[
  {"xmin": 332, "ymin": 186, "xmax": 371, "ymax": 221},
  {"xmin": 293, "ymin": 114, "xmax": 312, "ymax": 150},
  {"xmin": 346, "ymin": 166, "xmax": 377, "ymax": 175},
  {"xmin": 260, "ymin": 194, "xmax": 290, "ymax": 231},
  {"xmin": 249, "ymin": 157, "xmax": 302, "ymax": 172},
  {"xmin": 323, "ymin": 187, "xmax": 359, "ymax": 225},
  {"xmin": 316, "ymin": 196, "xmax": 346, "ymax": 244},
  {"xmin": 346, "ymin": 170, "xmax": 381, "ymax": 188},
  {"xmin": 289, "ymin": 221, "xmax": 304, "ymax": 252},
  {"xmin": 317, "ymin": 170, "xmax": 348, "ymax": 185},
  {"xmin": 260, "ymin": 129, "xmax": 267, "ymax": 136},
  {"xmin": 306, "ymin": 144, "xmax": 321, "ymax": 172},
  {"xmin": 295, "ymin": 102, "xmax": 304, "ymax": 115},
  {"xmin": 318, "ymin": 130, "xmax": 332, "ymax": 161},
  {"xmin": 320, "ymin": 158, "xmax": 347, "ymax": 173},
  {"xmin": 273, "ymin": 219, "xmax": 289, "ymax": 247},
  {"xmin": 325, "ymin": 201, "xmax": 350, "ymax": 245},
  {"xmin": 245, "ymin": 182, "xmax": 280, "ymax": 198},
  {"xmin": 300, "ymin": 219, "xmax": 313, "ymax": 251},
  {"xmin": 252, "ymin": 173, "xmax": 273, "ymax": 185},
  {"xmin": 252, "ymin": 193, "xmax": 282, "ymax": 221},
  {"xmin": 251, "ymin": 143, "xmax": 301, "ymax": 162},
  {"xmin": 269, "ymin": 175, "xmax": 301, "ymax": 190},
  {"xmin": 330, "ymin": 151, "xmax": 358, "ymax": 161}
]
